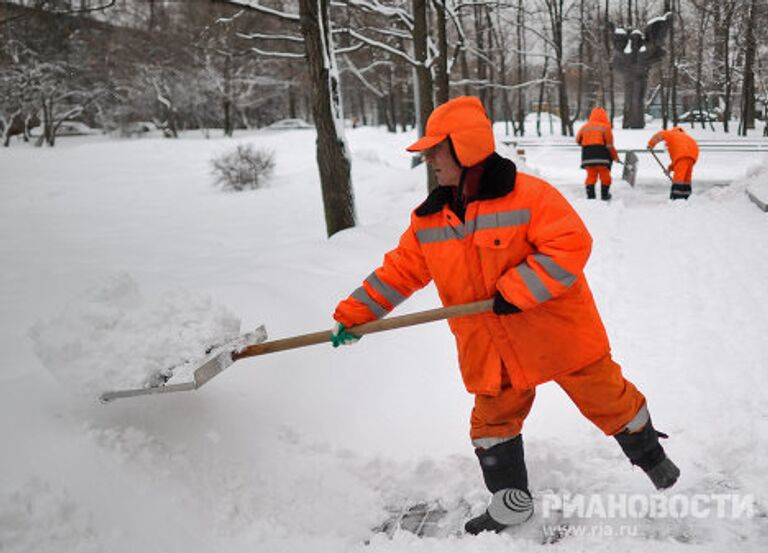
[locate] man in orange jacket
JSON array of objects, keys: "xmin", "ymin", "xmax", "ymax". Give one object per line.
[
  {"xmin": 331, "ymin": 96, "xmax": 679, "ymax": 535},
  {"xmin": 576, "ymin": 107, "xmax": 619, "ymax": 200},
  {"xmin": 647, "ymin": 127, "xmax": 699, "ymax": 200}
]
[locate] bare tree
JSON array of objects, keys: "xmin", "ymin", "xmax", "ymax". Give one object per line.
[
  {"xmin": 541, "ymin": 0, "xmax": 574, "ymax": 136},
  {"xmin": 712, "ymin": 0, "xmax": 737, "ymax": 133},
  {"xmin": 738, "ymin": 0, "xmax": 758, "ymax": 135},
  {"xmin": 515, "ymin": 0, "xmax": 527, "ymax": 135},
  {"xmin": 299, "ymin": 0, "xmax": 356, "ymax": 235},
  {"xmin": 218, "ymin": 0, "xmax": 355, "ymax": 236},
  {"xmin": 432, "ymin": 0, "xmax": 449, "ymax": 104},
  {"xmin": 0, "ymin": 0, "xmax": 117, "ymax": 25},
  {"xmin": 691, "ymin": 1, "xmax": 711, "ymax": 130},
  {"xmin": 412, "ymin": 0, "xmax": 437, "ymax": 190}
]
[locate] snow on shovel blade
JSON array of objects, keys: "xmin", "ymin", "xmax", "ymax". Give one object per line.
[{"xmin": 99, "ymin": 326, "xmax": 268, "ymax": 403}]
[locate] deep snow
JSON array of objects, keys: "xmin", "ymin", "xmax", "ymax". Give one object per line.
[{"xmin": 1, "ymin": 121, "xmax": 767, "ymax": 553}]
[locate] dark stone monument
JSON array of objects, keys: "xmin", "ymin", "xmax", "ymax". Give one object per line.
[{"xmin": 613, "ymin": 13, "xmax": 672, "ymax": 129}]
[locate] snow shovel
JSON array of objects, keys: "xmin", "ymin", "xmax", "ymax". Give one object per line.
[
  {"xmin": 621, "ymin": 151, "xmax": 638, "ymax": 187},
  {"xmin": 99, "ymin": 298, "xmax": 494, "ymax": 403},
  {"xmin": 649, "ymin": 148, "xmax": 673, "ymax": 182}
]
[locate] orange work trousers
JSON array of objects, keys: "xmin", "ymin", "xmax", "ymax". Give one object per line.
[
  {"xmin": 470, "ymin": 354, "xmax": 646, "ymax": 439},
  {"xmin": 670, "ymin": 158, "xmax": 694, "ymax": 185},
  {"xmin": 585, "ymin": 165, "xmax": 612, "ymax": 186}
]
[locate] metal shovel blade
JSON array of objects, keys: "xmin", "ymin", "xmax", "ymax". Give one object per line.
[
  {"xmin": 622, "ymin": 151, "xmax": 639, "ymax": 187},
  {"xmin": 99, "ymin": 298, "xmax": 494, "ymax": 404},
  {"xmin": 99, "ymin": 326, "xmax": 268, "ymax": 403}
]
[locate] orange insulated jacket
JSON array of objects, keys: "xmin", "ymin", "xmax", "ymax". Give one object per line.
[
  {"xmin": 334, "ymin": 155, "xmax": 610, "ymax": 394},
  {"xmin": 576, "ymin": 107, "xmax": 618, "ymax": 168},
  {"xmin": 648, "ymin": 127, "xmax": 699, "ymax": 163}
]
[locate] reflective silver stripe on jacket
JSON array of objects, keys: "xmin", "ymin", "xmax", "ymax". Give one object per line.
[
  {"xmin": 582, "ymin": 159, "xmax": 611, "ymax": 165},
  {"xmin": 533, "ymin": 254, "xmax": 577, "ymax": 288},
  {"xmin": 351, "ymin": 287, "xmax": 387, "ymax": 319},
  {"xmin": 416, "ymin": 224, "xmax": 465, "ymax": 244},
  {"xmin": 416, "ymin": 209, "xmax": 530, "ymax": 244},
  {"xmin": 624, "ymin": 404, "xmax": 650, "ymax": 433},
  {"xmin": 467, "ymin": 209, "xmax": 531, "ymax": 234},
  {"xmin": 366, "ymin": 271, "xmax": 405, "ymax": 307},
  {"xmin": 516, "ymin": 262, "xmax": 553, "ymax": 303}
]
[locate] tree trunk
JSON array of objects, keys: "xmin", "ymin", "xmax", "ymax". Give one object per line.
[
  {"xmin": 721, "ymin": 4, "xmax": 734, "ymax": 133},
  {"xmin": 606, "ymin": 0, "xmax": 615, "ymax": 123},
  {"xmin": 385, "ymin": 65, "xmax": 397, "ymax": 132},
  {"xmin": 473, "ymin": 5, "xmax": 487, "ymax": 106},
  {"xmin": 484, "ymin": 7, "xmax": 495, "ymax": 121},
  {"xmin": 456, "ymin": 8, "xmax": 470, "ymax": 96},
  {"xmin": 516, "ymin": 0, "xmax": 526, "ymax": 136},
  {"xmin": 223, "ymin": 55, "xmax": 233, "ymax": 137},
  {"xmin": 223, "ymin": 98, "xmax": 232, "ymax": 136},
  {"xmin": 545, "ymin": 0, "xmax": 572, "ymax": 135},
  {"xmin": 660, "ymin": 64, "xmax": 669, "ymax": 129},
  {"xmin": 396, "ymin": 46, "xmax": 409, "ymax": 132},
  {"xmin": 288, "ymin": 83, "xmax": 297, "ymax": 119},
  {"xmin": 412, "ymin": 0, "xmax": 436, "ymax": 191},
  {"xmin": 669, "ymin": 2, "xmax": 679, "ymax": 125},
  {"xmin": 358, "ymin": 90, "xmax": 367, "ymax": 126},
  {"xmin": 38, "ymin": 96, "xmax": 54, "ymax": 147},
  {"xmin": 739, "ymin": 0, "xmax": 757, "ymax": 135},
  {"xmin": 536, "ymin": 55, "xmax": 549, "ymax": 137},
  {"xmin": 299, "ymin": 0, "xmax": 356, "ymax": 237},
  {"xmin": 433, "ymin": 0, "xmax": 449, "ymax": 104},
  {"xmin": 557, "ymin": 68, "xmax": 572, "ymax": 135},
  {"xmin": 573, "ymin": 0, "xmax": 585, "ymax": 123},
  {"xmin": 694, "ymin": 7, "xmax": 707, "ymax": 130},
  {"xmin": 493, "ymin": 0, "xmax": 511, "ymax": 135}
]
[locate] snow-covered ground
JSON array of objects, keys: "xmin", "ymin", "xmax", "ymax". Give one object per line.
[{"xmin": 1, "ymin": 120, "xmax": 767, "ymax": 553}]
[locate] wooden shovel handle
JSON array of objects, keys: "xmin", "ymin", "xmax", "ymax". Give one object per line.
[
  {"xmin": 232, "ymin": 298, "xmax": 493, "ymax": 361},
  {"xmin": 649, "ymin": 149, "xmax": 673, "ymax": 181}
]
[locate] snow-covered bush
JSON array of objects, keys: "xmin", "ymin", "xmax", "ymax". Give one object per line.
[{"xmin": 211, "ymin": 144, "xmax": 274, "ymax": 191}]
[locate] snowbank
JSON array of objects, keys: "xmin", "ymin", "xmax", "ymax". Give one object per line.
[{"xmin": 739, "ymin": 155, "xmax": 768, "ymax": 211}]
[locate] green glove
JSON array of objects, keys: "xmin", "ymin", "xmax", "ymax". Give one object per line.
[{"xmin": 330, "ymin": 321, "xmax": 360, "ymax": 348}]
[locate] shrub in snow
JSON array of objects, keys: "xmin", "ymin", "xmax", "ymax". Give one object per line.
[{"xmin": 211, "ymin": 144, "xmax": 275, "ymax": 191}]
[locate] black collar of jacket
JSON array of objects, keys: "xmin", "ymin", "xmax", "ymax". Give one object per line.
[{"xmin": 414, "ymin": 153, "xmax": 517, "ymax": 217}]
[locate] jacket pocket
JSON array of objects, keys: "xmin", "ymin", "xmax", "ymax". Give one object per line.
[{"xmin": 473, "ymin": 226, "xmax": 519, "ymax": 250}]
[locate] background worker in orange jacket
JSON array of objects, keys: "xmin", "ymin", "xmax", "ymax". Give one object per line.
[
  {"xmin": 647, "ymin": 127, "xmax": 699, "ymax": 200},
  {"xmin": 330, "ymin": 97, "xmax": 679, "ymax": 535},
  {"xmin": 576, "ymin": 107, "xmax": 619, "ymax": 200}
]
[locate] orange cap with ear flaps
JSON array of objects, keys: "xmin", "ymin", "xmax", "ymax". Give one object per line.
[{"xmin": 406, "ymin": 96, "xmax": 495, "ymax": 167}]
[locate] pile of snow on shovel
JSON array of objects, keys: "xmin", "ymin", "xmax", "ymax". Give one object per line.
[{"xmin": 28, "ymin": 273, "xmax": 241, "ymax": 396}]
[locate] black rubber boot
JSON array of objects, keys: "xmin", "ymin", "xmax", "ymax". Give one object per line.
[
  {"xmin": 465, "ymin": 436, "xmax": 532, "ymax": 535},
  {"xmin": 615, "ymin": 420, "xmax": 680, "ymax": 490},
  {"xmin": 670, "ymin": 183, "xmax": 692, "ymax": 200},
  {"xmin": 586, "ymin": 185, "xmax": 596, "ymax": 199},
  {"xmin": 464, "ymin": 511, "xmax": 508, "ymax": 535},
  {"xmin": 601, "ymin": 185, "xmax": 612, "ymax": 201}
]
